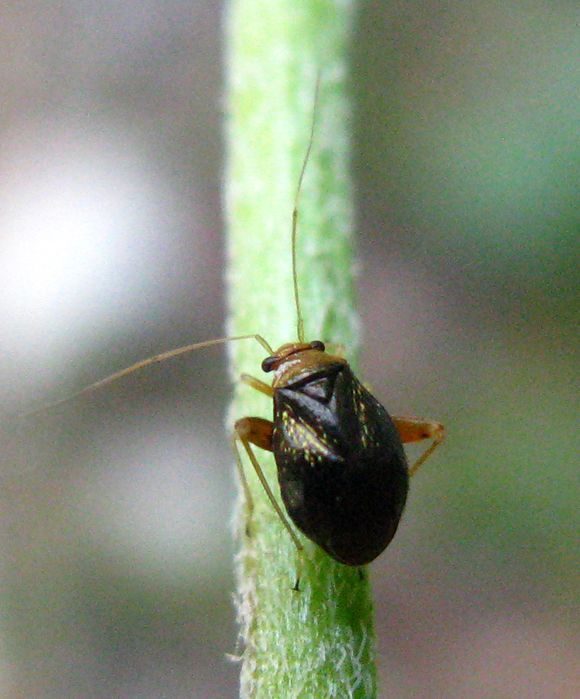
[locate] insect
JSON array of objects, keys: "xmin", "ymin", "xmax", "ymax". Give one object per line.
[{"xmin": 30, "ymin": 78, "xmax": 444, "ymax": 573}]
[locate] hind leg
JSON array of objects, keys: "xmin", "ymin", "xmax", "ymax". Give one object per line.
[{"xmin": 392, "ymin": 416, "xmax": 445, "ymax": 476}]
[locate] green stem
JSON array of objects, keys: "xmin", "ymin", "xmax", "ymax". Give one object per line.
[{"xmin": 225, "ymin": 2, "xmax": 376, "ymax": 697}]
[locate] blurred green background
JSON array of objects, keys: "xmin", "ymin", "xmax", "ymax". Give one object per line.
[{"xmin": 0, "ymin": 2, "xmax": 578, "ymax": 697}]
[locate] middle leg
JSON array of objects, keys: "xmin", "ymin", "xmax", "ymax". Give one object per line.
[{"xmin": 233, "ymin": 417, "xmax": 303, "ymax": 555}]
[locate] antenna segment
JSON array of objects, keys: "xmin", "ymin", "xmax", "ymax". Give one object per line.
[
  {"xmin": 22, "ymin": 334, "xmax": 273, "ymax": 417},
  {"xmin": 292, "ymin": 73, "xmax": 321, "ymax": 343}
]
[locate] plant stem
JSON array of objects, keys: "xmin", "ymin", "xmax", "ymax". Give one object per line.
[{"xmin": 224, "ymin": 1, "xmax": 376, "ymax": 697}]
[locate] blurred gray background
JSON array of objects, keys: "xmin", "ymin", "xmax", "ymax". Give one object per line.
[{"xmin": 0, "ymin": 2, "xmax": 578, "ymax": 698}]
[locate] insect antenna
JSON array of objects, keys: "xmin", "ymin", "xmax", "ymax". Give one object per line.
[
  {"xmin": 22, "ymin": 333, "xmax": 274, "ymax": 418},
  {"xmin": 292, "ymin": 73, "xmax": 321, "ymax": 343}
]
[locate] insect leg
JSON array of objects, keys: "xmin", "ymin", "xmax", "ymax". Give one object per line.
[
  {"xmin": 392, "ymin": 416, "xmax": 446, "ymax": 476},
  {"xmin": 240, "ymin": 374, "xmax": 274, "ymax": 397},
  {"xmin": 231, "ymin": 434, "xmax": 255, "ymax": 519},
  {"xmin": 234, "ymin": 418, "xmax": 304, "ymax": 555},
  {"xmin": 324, "ymin": 343, "xmax": 347, "ymax": 359}
]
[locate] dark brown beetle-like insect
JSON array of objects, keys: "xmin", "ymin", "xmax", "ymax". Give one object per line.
[
  {"xmin": 32, "ymin": 79, "xmax": 444, "ymax": 572},
  {"xmin": 229, "ymin": 81, "xmax": 445, "ymax": 569},
  {"xmin": 233, "ymin": 335, "xmax": 443, "ymax": 566}
]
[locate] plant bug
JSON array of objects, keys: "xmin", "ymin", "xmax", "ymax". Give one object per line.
[{"xmin": 28, "ymin": 77, "xmax": 444, "ymax": 573}]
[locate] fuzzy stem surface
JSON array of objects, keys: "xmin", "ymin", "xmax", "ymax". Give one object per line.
[{"xmin": 224, "ymin": 2, "xmax": 376, "ymax": 696}]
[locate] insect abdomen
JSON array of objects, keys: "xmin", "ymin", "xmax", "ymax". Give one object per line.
[{"xmin": 272, "ymin": 364, "xmax": 409, "ymax": 565}]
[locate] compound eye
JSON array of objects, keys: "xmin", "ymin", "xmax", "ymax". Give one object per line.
[
  {"xmin": 261, "ymin": 356, "xmax": 277, "ymax": 373},
  {"xmin": 310, "ymin": 340, "xmax": 325, "ymax": 352}
]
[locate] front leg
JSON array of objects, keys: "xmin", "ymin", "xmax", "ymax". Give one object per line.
[
  {"xmin": 392, "ymin": 416, "xmax": 445, "ymax": 476},
  {"xmin": 240, "ymin": 373, "xmax": 274, "ymax": 397}
]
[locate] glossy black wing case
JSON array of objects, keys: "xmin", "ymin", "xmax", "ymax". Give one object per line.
[{"xmin": 272, "ymin": 362, "xmax": 409, "ymax": 565}]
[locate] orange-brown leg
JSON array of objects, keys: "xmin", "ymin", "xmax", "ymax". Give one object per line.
[
  {"xmin": 233, "ymin": 376, "xmax": 273, "ymax": 513},
  {"xmin": 233, "ymin": 417, "xmax": 304, "ymax": 556},
  {"xmin": 392, "ymin": 416, "xmax": 445, "ymax": 476},
  {"xmin": 240, "ymin": 374, "xmax": 274, "ymax": 397},
  {"xmin": 324, "ymin": 342, "xmax": 347, "ymax": 359},
  {"xmin": 236, "ymin": 377, "xmax": 304, "ymax": 588}
]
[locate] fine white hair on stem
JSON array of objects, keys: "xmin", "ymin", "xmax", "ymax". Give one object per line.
[{"xmin": 225, "ymin": 2, "xmax": 374, "ymax": 697}]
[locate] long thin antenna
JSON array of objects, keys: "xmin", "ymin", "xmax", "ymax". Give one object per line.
[
  {"xmin": 22, "ymin": 334, "xmax": 273, "ymax": 417},
  {"xmin": 292, "ymin": 72, "xmax": 321, "ymax": 343}
]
